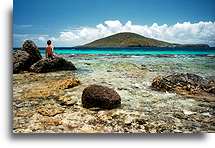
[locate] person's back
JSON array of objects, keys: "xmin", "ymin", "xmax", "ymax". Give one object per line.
[{"xmin": 46, "ymin": 40, "xmax": 54, "ymax": 59}]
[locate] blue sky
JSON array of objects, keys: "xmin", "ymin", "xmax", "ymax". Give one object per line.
[{"xmin": 13, "ymin": 0, "xmax": 215, "ymax": 47}]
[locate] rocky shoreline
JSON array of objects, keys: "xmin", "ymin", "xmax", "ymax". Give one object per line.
[
  {"xmin": 13, "ymin": 40, "xmax": 215, "ymax": 133},
  {"xmin": 13, "ymin": 63, "xmax": 215, "ymax": 133},
  {"xmin": 13, "ymin": 71, "xmax": 215, "ymax": 133}
]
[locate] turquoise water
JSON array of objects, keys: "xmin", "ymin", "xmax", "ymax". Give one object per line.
[{"xmin": 39, "ymin": 47, "xmax": 215, "ymax": 55}]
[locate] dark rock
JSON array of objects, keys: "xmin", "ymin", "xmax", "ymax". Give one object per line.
[
  {"xmin": 30, "ymin": 57, "xmax": 76, "ymax": 73},
  {"xmin": 21, "ymin": 40, "xmax": 42, "ymax": 63},
  {"xmin": 13, "ymin": 50, "xmax": 31, "ymax": 73},
  {"xmin": 13, "ymin": 40, "xmax": 42, "ymax": 73},
  {"xmin": 82, "ymin": 85, "xmax": 121, "ymax": 109},
  {"xmin": 152, "ymin": 73, "xmax": 215, "ymax": 101}
]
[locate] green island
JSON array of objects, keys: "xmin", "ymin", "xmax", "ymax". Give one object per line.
[{"xmin": 78, "ymin": 32, "xmax": 210, "ymax": 48}]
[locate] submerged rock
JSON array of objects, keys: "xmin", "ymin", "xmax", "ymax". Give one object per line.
[
  {"xmin": 39, "ymin": 117, "xmax": 63, "ymax": 127},
  {"xmin": 37, "ymin": 104, "xmax": 65, "ymax": 117},
  {"xmin": 22, "ymin": 77, "xmax": 80, "ymax": 100},
  {"xmin": 152, "ymin": 73, "xmax": 215, "ymax": 101},
  {"xmin": 54, "ymin": 78, "xmax": 80, "ymax": 90},
  {"xmin": 13, "ymin": 40, "xmax": 42, "ymax": 73},
  {"xmin": 56, "ymin": 95, "xmax": 77, "ymax": 106},
  {"xmin": 82, "ymin": 85, "xmax": 121, "ymax": 109},
  {"xmin": 30, "ymin": 57, "xmax": 77, "ymax": 73}
]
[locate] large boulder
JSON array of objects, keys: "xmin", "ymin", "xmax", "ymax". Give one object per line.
[
  {"xmin": 30, "ymin": 57, "xmax": 77, "ymax": 73},
  {"xmin": 82, "ymin": 85, "xmax": 121, "ymax": 109},
  {"xmin": 21, "ymin": 40, "xmax": 42, "ymax": 63},
  {"xmin": 13, "ymin": 40, "xmax": 42, "ymax": 73},
  {"xmin": 152, "ymin": 73, "xmax": 215, "ymax": 101}
]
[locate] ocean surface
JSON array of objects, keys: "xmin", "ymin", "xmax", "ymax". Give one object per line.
[{"xmin": 38, "ymin": 47, "xmax": 215, "ymax": 56}]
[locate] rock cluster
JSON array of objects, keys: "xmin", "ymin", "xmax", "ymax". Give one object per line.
[
  {"xmin": 13, "ymin": 40, "xmax": 76, "ymax": 73},
  {"xmin": 152, "ymin": 73, "xmax": 215, "ymax": 101},
  {"xmin": 82, "ymin": 85, "xmax": 121, "ymax": 109}
]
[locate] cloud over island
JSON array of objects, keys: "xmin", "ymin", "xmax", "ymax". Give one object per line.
[{"xmin": 15, "ymin": 20, "xmax": 215, "ymax": 47}]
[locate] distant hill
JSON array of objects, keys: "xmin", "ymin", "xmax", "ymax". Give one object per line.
[{"xmin": 78, "ymin": 32, "xmax": 209, "ymax": 48}]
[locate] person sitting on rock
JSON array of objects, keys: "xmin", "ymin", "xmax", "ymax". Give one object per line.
[{"xmin": 46, "ymin": 40, "xmax": 55, "ymax": 59}]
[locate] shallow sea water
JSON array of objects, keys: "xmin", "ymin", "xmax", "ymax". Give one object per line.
[
  {"xmin": 13, "ymin": 54, "xmax": 215, "ymax": 133},
  {"xmin": 70, "ymin": 55, "xmax": 215, "ymax": 109}
]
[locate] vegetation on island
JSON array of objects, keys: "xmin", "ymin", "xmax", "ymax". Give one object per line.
[{"xmin": 79, "ymin": 32, "xmax": 210, "ymax": 48}]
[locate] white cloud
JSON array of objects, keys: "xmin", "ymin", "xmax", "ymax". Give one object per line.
[
  {"xmin": 14, "ymin": 20, "xmax": 215, "ymax": 47},
  {"xmin": 53, "ymin": 20, "xmax": 215, "ymax": 47}
]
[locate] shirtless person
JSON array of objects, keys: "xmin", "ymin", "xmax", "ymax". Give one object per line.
[{"xmin": 46, "ymin": 40, "xmax": 54, "ymax": 59}]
